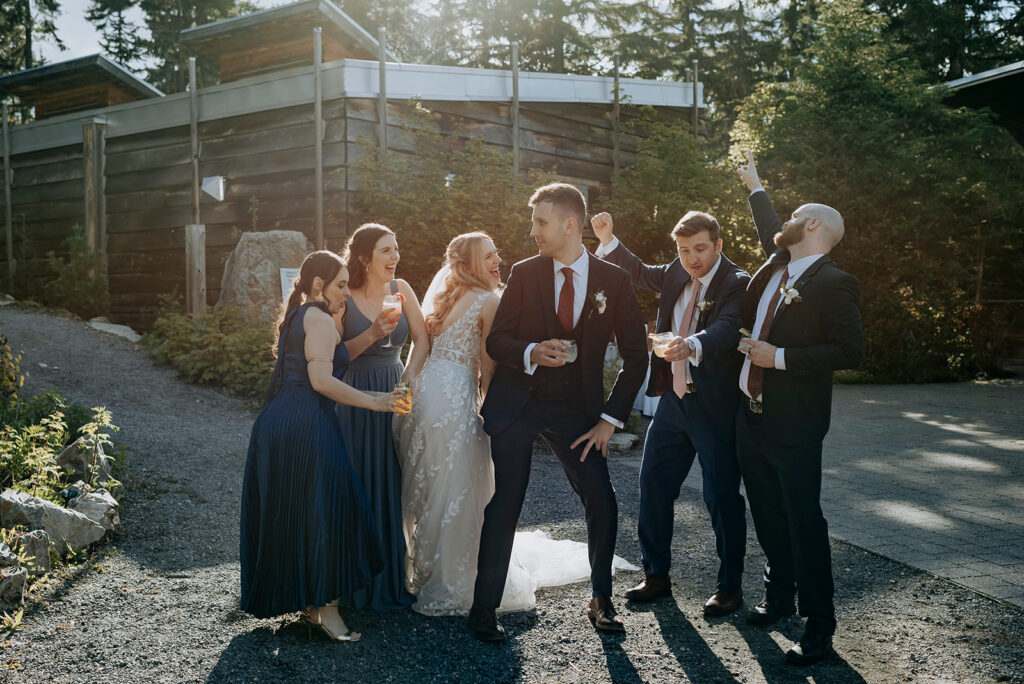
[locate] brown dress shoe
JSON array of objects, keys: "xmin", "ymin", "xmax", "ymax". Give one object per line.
[
  {"xmin": 587, "ymin": 595, "xmax": 625, "ymax": 632},
  {"xmin": 624, "ymin": 572, "xmax": 672, "ymax": 602},
  {"xmin": 703, "ymin": 589, "xmax": 743, "ymax": 617}
]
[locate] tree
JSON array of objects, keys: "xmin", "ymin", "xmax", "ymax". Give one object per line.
[
  {"xmin": 0, "ymin": 0, "xmax": 64, "ymax": 72},
  {"xmin": 86, "ymin": 0, "xmax": 145, "ymax": 70}
]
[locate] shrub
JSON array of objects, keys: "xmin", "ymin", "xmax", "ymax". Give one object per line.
[{"xmin": 43, "ymin": 225, "xmax": 110, "ymax": 320}]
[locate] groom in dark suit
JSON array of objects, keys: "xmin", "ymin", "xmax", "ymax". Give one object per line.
[
  {"xmin": 591, "ymin": 209, "xmax": 750, "ymax": 616},
  {"xmin": 735, "ymin": 152, "xmax": 864, "ymax": 665},
  {"xmin": 469, "ymin": 183, "xmax": 647, "ymax": 641}
]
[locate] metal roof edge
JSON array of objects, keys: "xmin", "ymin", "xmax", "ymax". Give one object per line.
[{"xmin": 944, "ymin": 59, "xmax": 1024, "ymax": 90}]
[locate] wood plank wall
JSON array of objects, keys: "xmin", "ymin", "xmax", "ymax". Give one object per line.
[{"xmin": 1, "ymin": 95, "xmax": 679, "ymax": 327}]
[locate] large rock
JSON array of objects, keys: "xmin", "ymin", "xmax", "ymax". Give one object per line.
[
  {"xmin": 68, "ymin": 489, "xmax": 119, "ymax": 532},
  {"xmin": 0, "ymin": 566, "xmax": 26, "ymax": 607},
  {"xmin": 0, "ymin": 490, "xmax": 105, "ymax": 555},
  {"xmin": 215, "ymin": 230, "xmax": 314, "ymax": 323},
  {"xmin": 56, "ymin": 437, "xmax": 113, "ymax": 485},
  {"xmin": 0, "ymin": 542, "xmax": 17, "ymax": 568},
  {"xmin": 15, "ymin": 530, "xmax": 52, "ymax": 576}
]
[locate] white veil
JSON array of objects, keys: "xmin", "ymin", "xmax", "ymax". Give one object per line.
[{"xmin": 420, "ymin": 263, "xmax": 452, "ymax": 321}]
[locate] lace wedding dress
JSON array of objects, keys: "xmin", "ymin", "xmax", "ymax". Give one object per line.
[{"xmin": 394, "ymin": 291, "xmax": 637, "ymax": 616}]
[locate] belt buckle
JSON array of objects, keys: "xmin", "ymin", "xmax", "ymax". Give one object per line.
[{"xmin": 748, "ymin": 398, "xmax": 762, "ymax": 414}]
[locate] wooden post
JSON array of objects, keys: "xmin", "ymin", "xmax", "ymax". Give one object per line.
[
  {"xmin": 189, "ymin": 57, "xmax": 200, "ymax": 225},
  {"xmin": 612, "ymin": 56, "xmax": 621, "ymax": 179},
  {"xmin": 511, "ymin": 41, "xmax": 520, "ymax": 177},
  {"xmin": 82, "ymin": 120, "xmax": 107, "ymax": 262},
  {"xmin": 3, "ymin": 103, "xmax": 12, "ymax": 290},
  {"xmin": 692, "ymin": 58, "xmax": 699, "ymax": 140},
  {"xmin": 377, "ymin": 27, "xmax": 387, "ymax": 159},
  {"xmin": 313, "ymin": 27, "xmax": 324, "ymax": 249},
  {"xmin": 185, "ymin": 224, "xmax": 206, "ymax": 326}
]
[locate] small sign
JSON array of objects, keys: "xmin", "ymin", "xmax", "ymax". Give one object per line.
[
  {"xmin": 202, "ymin": 176, "xmax": 225, "ymax": 201},
  {"xmin": 280, "ymin": 268, "xmax": 300, "ymax": 301}
]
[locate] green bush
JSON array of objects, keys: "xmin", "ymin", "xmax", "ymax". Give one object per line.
[
  {"xmin": 143, "ymin": 297, "xmax": 275, "ymax": 400},
  {"xmin": 44, "ymin": 225, "xmax": 110, "ymax": 320}
]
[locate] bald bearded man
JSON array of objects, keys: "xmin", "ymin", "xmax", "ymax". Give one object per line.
[{"xmin": 734, "ymin": 152, "xmax": 864, "ymax": 666}]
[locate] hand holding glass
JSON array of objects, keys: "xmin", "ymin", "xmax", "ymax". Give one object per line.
[
  {"xmin": 381, "ymin": 294, "xmax": 403, "ymax": 348},
  {"xmin": 393, "ymin": 381, "xmax": 412, "ymax": 414},
  {"xmin": 559, "ymin": 339, "xmax": 578, "ymax": 363},
  {"xmin": 648, "ymin": 332, "xmax": 674, "ymax": 358}
]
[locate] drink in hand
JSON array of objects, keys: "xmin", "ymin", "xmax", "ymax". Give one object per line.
[
  {"xmin": 560, "ymin": 339, "xmax": 578, "ymax": 363},
  {"xmin": 648, "ymin": 332, "xmax": 674, "ymax": 358},
  {"xmin": 393, "ymin": 381, "xmax": 412, "ymax": 415},
  {"xmin": 381, "ymin": 294, "xmax": 403, "ymax": 348}
]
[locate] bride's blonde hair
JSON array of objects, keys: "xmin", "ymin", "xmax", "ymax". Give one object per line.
[{"xmin": 424, "ymin": 232, "xmax": 497, "ymax": 336}]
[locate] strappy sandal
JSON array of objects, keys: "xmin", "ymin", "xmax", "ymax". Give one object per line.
[{"xmin": 302, "ymin": 606, "xmax": 361, "ymax": 642}]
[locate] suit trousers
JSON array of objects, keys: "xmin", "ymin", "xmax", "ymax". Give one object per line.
[
  {"xmin": 638, "ymin": 391, "xmax": 746, "ymax": 591},
  {"xmin": 737, "ymin": 403, "xmax": 836, "ymax": 635},
  {"xmin": 473, "ymin": 398, "xmax": 619, "ymax": 610}
]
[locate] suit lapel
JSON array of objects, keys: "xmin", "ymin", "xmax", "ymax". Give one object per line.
[
  {"xmin": 695, "ymin": 255, "xmax": 733, "ymax": 329},
  {"xmin": 659, "ymin": 262, "xmax": 688, "ymax": 334},
  {"xmin": 774, "ymin": 255, "xmax": 831, "ymax": 322}
]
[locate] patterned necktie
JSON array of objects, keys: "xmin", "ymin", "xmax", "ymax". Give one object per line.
[
  {"xmin": 672, "ymin": 280, "xmax": 702, "ymax": 398},
  {"xmin": 557, "ymin": 266, "xmax": 575, "ymax": 332},
  {"xmin": 746, "ymin": 267, "xmax": 789, "ymax": 401}
]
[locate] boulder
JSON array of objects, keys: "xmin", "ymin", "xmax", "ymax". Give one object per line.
[
  {"xmin": 215, "ymin": 230, "xmax": 314, "ymax": 323},
  {"xmin": 0, "ymin": 566, "xmax": 26, "ymax": 607},
  {"xmin": 86, "ymin": 320, "xmax": 141, "ymax": 343},
  {"xmin": 0, "ymin": 542, "xmax": 17, "ymax": 568},
  {"xmin": 56, "ymin": 437, "xmax": 113, "ymax": 485},
  {"xmin": 607, "ymin": 432, "xmax": 640, "ymax": 453},
  {"xmin": 0, "ymin": 489, "xmax": 106, "ymax": 555},
  {"xmin": 68, "ymin": 489, "xmax": 119, "ymax": 532},
  {"xmin": 15, "ymin": 530, "xmax": 52, "ymax": 576}
]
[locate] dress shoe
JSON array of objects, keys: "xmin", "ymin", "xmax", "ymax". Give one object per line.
[
  {"xmin": 624, "ymin": 572, "xmax": 672, "ymax": 602},
  {"xmin": 703, "ymin": 588, "xmax": 743, "ymax": 617},
  {"xmin": 745, "ymin": 598, "xmax": 796, "ymax": 625},
  {"xmin": 587, "ymin": 595, "xmax": 625, "ymax": 632},
  {"xmin": 785, "ymin": 630, "xmax": 833, "ymax": 665},
  {"xmin": 468, "ymin": 605, "xmax": 506, "ymax": 642}
]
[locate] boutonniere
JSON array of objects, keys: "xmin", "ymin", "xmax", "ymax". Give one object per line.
[
  {"xmin": 590, "ymin": 290, "xmax": 607, "ymax": 315},
  {"xmin": 696, "ymin": 299, "xmax": 714, "ymax": 314},
  {"xmin": 780, "ymin": 283, "xmax": 802, "ymax": 305}
]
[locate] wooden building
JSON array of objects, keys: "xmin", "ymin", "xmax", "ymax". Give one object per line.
[{"xmin": 0, "ymin": 0, "xmax": 704, "ymax": 326}]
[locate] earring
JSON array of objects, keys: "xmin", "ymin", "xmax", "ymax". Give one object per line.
[{"xmin": 314, "ymin": 291, "xmax": 326, "ymax": 303}]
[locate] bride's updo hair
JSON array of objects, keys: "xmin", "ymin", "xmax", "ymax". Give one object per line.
[
  {"xmin": 273, "ymin": 250, "xmax": 346, "ymax": 357},
  {"xmin": 424, "ymin": 232, "xmax": 496, "ymax": 337}
]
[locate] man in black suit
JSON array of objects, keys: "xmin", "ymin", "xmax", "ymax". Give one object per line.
[
  {"xmin": 591, "ymin": 210, "xmax": 750, "ymax": 616},
  {"xmin": 469, "ymin": 183, "xmax": 647, "ymax": 641},
  {"xmin": 735, "ymin": 152, "xmax": 864, "ymax": 665}
]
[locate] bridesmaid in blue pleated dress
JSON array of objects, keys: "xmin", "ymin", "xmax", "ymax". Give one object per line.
[
  {"xmin": 337, "ymin": 224, "xmax": 430, "ymax": 611},
  {"xmin": 241, "ymin": 250, "xmax": 410, "ymax": 641}
]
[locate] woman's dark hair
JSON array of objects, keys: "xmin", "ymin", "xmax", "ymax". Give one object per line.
[
  {"xmin": 341, "ymin": 222, "xmax": 395, "ymax": 291},
  {"xmin": 273, "ymin": 250, "xmax": 346, "ymax": 357}
]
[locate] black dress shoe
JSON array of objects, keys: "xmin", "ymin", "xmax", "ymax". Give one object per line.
[
  {"xmin": 785, "ymin": 631, "xmax": 833, "ymax": 665},
  {"xmin": 468, "ymin": 605, "xmax": 506, "ymax": 642},
  {"xmin": 745, "ymin": 598, "xmax": 796, "ymax": 625},
  {"xmin": 703, "ymin": 589, "xmax": 743, "ymax": 617},
  {"xmin": 587, "ymin": 595, "xmax": 625, "ymax": 632},
  {"xmin": 624, "ymin": 572, "xmax": 671, "ymax": 602}
]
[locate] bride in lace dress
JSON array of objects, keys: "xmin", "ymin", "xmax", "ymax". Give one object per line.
[{"xmin": 394, "ymin": 233, "xmax": 636, "ymax": 617}]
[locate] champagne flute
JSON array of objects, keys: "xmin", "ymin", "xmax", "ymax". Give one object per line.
[
  {"xmin": 381, "ymin": 294, "xmax": 402, "ymax": 349},
  {"xmin": 648, "ymin": 332, "xmax": 674, "ymax": 358}
]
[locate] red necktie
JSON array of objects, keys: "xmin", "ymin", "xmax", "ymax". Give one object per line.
[
  {"xmin": 746, "ymin": 267, "xmax": 789, "ymax": 401},
  {"xmin": 672, "ymin": 280, "xmax": 701, "ymax": 398},
  {"xmin": 557, "ymin": 267, "xmax": 575, "ymax": 332}
]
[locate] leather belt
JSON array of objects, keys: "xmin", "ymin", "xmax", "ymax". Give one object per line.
[{"xmin": 748, "ymin": 398, "xmax": 762, "ymax": 414}]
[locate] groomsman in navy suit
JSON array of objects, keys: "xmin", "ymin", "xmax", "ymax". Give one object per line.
[
  {"xmin": 735, "ymin": 152, "xmax": 864, "ymax": 665},
  {"xmin": 593, "ymin": 209, "xmax": 750, "ymax": 616}
]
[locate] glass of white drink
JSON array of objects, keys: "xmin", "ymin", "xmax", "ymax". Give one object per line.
[
  {"xmin": 648, "ymin": 332, "xmax": 675, "ymax": 358},
  {"xmin": 559, "ymin": 339, "xmax": 578, "ymax": 363}
]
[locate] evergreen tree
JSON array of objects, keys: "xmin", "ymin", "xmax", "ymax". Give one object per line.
[
  {"xmin": 86, "ymin": 0, "xmax": 144, "ymax": 70},
  {"xmin": 0, "ymin": 0, "xmax": 64, "ymax": 72}
]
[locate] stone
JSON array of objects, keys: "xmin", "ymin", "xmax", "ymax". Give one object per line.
[
  {"xmin": 607, "ymin": 432, "xmax": 640, "ymax": 453},
  {"xmin": 0, "ymin": 542, "xmax": 17, "ymax": 568},
  {"xmin": 86, "ymin": 321, "xmax": 141, "ymax": 343},
  {"xmin": 68, "ymin": 489, "xmax": 119, "ymax": 532},
  {"xmin": 0, "ymin": 489, "xmax": 106, "ymax": 555},
  {"xmin": 0, "ymin": 566, "xmax": 26, "ymax": 607},
  {"xmin": 14, "ymin": 530, "xmax": 52, "ymax": 576},
  {"xmin": 56, "ymin": 437, "xmax": 113, "ymax": 485},
  {"xmin": 215, "ymin": 230, "xmax": 314, "ymax": 323}
]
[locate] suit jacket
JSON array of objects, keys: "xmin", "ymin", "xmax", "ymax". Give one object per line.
[
  {"xmin": 745, "ymin": 190, "xmax": 865, "ymax": 446},
  {"xmin": 480, "ymin": 252, "xmax": 647, "ymax": 437},
  {"xmin": 603, "ymin": 242, "xmax": 750, "ymax": 439}
]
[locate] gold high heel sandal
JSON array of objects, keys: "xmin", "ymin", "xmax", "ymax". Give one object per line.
[{"xmin": 302, "ymin": 606, "xmax": 361, "ymax": 642}]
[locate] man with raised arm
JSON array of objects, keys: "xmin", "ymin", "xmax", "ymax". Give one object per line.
[{"xmin": 735, "ymin": 151, "xmax": 864, "ymax": 665}]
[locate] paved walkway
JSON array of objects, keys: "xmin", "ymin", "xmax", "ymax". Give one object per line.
[{"xmin": 626, "ymin": 380, "xmax": 1024, "ymax": 608}]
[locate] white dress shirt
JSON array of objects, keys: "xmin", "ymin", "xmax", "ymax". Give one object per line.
[{"xmin": 738, "ymin": 251, "xmax": 825, "ymax": 400}]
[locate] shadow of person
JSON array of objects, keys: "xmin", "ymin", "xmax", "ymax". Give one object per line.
[
  {"xmin": 734, "ymin": 620, "xmax": 869, "ymax": 683},
  {"xmin": 595, "ymin": 632, "xmax": 644, "ymax": 684},
  {"xmin": 628, "ymin": 597, "xmax": 739, "ymax": 681}
]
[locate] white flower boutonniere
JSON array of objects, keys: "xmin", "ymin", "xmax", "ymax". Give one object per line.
[
  {"xmin": 696, "ymin": 299, "xmax": 714, "ymax": 314},
  {"xmin": 780, "ymin": 284, "xmax": 802, "ymax": 305},
  {"xmin": 591, "ymin": 290, "xmax": 607, "ymax": 315}
]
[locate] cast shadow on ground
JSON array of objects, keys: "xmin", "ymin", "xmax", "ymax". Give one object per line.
[
  {"xmin": 627, "ymin": 597, "xmax": 739, "ymax": 681},
  {"xmin": 733, "ymin": 619, "xmax": 868, "ymax": 683}
]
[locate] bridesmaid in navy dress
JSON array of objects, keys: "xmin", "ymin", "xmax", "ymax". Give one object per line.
[
  {"xmin": 338, "ymin": 224, "xmax": 430, "ymax": 610},
  {"xmin": 241, "ymin": 250, "xmax": 409, "ymax": 641}
]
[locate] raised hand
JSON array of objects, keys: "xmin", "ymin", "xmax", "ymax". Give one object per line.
[
  {"xmin": 590, "ymin": 212, "xmax": 615, "ymax": 246},
  {"xmin": 737, "ymin": 150, "xmax": 762, "ymax": 192},
  {"xmin": 369, "ymin": 306, "xmax": 402, "ymax": 340},
  {"xmin": 530, "ymin": 339, "xmax": 570, "ymax": 368}
]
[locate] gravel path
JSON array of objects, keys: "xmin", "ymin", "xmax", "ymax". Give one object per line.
[{"xmin": 2, "ymin": 305, "xmax": 1023, "ymax": 683}]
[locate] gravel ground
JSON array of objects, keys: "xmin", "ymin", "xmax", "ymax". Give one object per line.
[{"xmin": 2, "ymin": 304, "xmax": 1023, "ymax": 683}]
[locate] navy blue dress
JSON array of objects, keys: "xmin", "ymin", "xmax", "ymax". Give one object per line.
[
  {"xmin": 240, "ymin": 302, "xmax": 383, "ymax": 618},
  {"xmin": 336, "ymin": 282, "xmax": 415, "ymax": 611}
]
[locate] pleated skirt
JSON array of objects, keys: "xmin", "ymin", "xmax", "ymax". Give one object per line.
[{"xmin": 240, "ymin": 385, "xmax": 384, "ymax": 618}]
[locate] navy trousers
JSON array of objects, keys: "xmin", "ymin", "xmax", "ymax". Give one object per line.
[
  {"xmin": 638, "ymin": 390, "xmax": 746, "ymax": 592},
  {"xmin": 737, "ymin": 404, "xmax": 836, "ymax": 635},
  {"xmin": 473, "ymin": 399, "xmax": 619, "ymax": 610}
]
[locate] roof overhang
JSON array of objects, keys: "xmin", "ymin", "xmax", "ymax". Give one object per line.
[{"xmin": 0, "ymin": 53, "xmax": 163, "ymax": 99}]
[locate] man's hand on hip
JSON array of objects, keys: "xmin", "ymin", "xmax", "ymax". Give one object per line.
[{"xmin": 572, "ymin": 419, "xmax": 616, "ymax": 462}]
